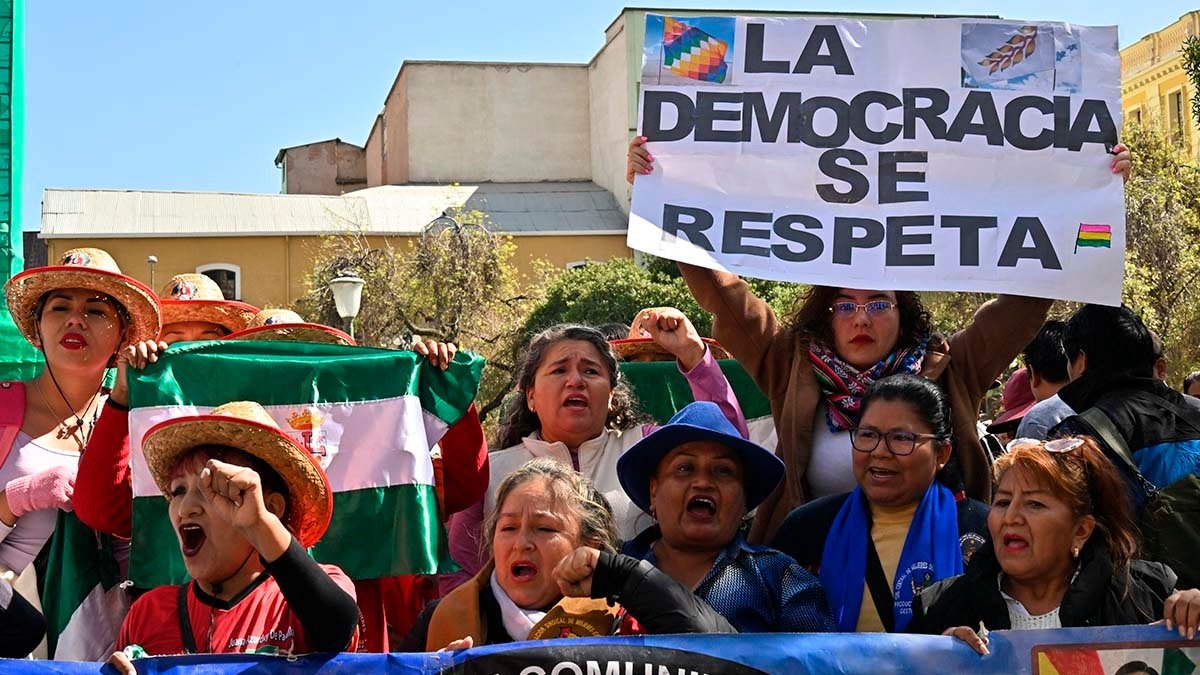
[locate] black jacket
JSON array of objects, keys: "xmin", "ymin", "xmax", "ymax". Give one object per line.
[
  {"xmin": 908, "ymin": 539, "xmax": 1177, "ymax": 633},
  {"xmin": 1054, "ymin": 370, "xmax": 1200, "ymax": 490},
  {"xmin": 399, "ymin": 552, "xmax": 734, "ymax": 651},
  {"xmin": 590, "ymin": 551, "xmax": 736, "ymax": 634},
  {"xmin": 0, "ymin": 581, "xmax": 44, "ymax": 658},
  {"xmin": 769, "ymin": 491, "xmax": 991, "ymax": 572}
]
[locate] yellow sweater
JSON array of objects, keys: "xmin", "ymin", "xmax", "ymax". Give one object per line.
[{"xmin": 856, "ymin": 501, "xmax": 918, "ymax": 632}]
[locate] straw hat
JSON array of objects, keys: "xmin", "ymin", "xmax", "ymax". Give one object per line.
[
  {"xmin": 141, "ymin": 401, "xmax": 332, "ymax": 547},
  {"xmin": 609, "ymin": 337, "xmax": 731, "ymax": 362},
  {"xmin": 224, "ymin": 309, "xmax": 355, "ymax": 346},
  {"xmin": 159, "ymin": 274, "xmax": 258, "ymax": 335},
  {"xmin": 4, "ymin": 247, "xmax": 161, "ymax": 350}
]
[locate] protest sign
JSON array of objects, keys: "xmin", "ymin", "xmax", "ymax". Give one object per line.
[
  {"xmin": 8, "ymin": 626, "xmax": 1197, "ymax": 673},
  {"xmin": 629, "ymin": 16, "xmax": 1125, "ymax": 304}
]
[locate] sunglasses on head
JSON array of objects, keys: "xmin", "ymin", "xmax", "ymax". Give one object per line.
[{"xmin": 1004, "ymin": 437, "xmax": 1084, "ymax": 454}]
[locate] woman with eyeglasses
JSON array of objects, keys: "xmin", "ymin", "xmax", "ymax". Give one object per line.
[
  {"xmin": 909, "ymin": 436, "xmax": 1200, "ymax": 655},
  {"xmin": 769, "ymin": 374, "xmax": 989, "ymax": 633},
  {"xmin": 626, "ymin": 140, "xmax": 1132, "ymax": 542}
]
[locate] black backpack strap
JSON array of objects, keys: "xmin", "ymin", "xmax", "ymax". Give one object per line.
[
  {"xmin": 1145, "ymin": 391, "xmax": 1200, "ymax": 425},
  {"xmin": 1078, "ymin": 408, "xmax": 1138, "ymax": 473},
  {"xmin": 1077, "ymin": 408, "xmax": 1158, "ymax": 505},
  {"xmin": 864, "ymin": 535, "xmax": 896, "ymax": 633},
  {"xmin": 177, "ymin": 583, "xmax": 197, "ymax": 654}
]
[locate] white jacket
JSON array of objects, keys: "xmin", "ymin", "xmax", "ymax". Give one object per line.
[{"xmin": 485, "ymin": 426, "xmax": 657, "ymax": 540}]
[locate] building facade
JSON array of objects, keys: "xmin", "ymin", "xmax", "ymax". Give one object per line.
[
  {"xmin": 40, "ymin": 183, "xmax": 628, "ymax": 309},
  {"xmin": 1121, "ymin": 11, "xmax": 1200, "ymax": 160},
  {"xmin": 274, "ymin": 139, "xmax": 367, "ymax": 196},
  {"xmin": 283, "ymin": 8, "xmax": 952, "ymax": 204}
]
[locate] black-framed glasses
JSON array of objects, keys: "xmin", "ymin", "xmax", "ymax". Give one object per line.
[
  {"xmin": 851, "ymin": 428, "xmax": 942, "ymax": 456},
  {"xmin": 829, "ymin": 300, "xmax": 897, "ymax": 317}
]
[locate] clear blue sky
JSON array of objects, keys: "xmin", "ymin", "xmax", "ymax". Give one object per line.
[{"xmin": 24, "ymin": 1, "xmax": 1198, "ymax": 226}]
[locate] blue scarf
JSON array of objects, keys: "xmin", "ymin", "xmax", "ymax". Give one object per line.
[{"xmin": 819, "ymin": 483, "xmax": 962, "ymax": 632}]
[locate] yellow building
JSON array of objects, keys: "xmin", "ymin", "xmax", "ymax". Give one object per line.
[
  {"xmin": 1121, "ymin": 11, "xmax": 1200, "ymax": 160},
  {"xmin": 39, "ymin": 184, "xmax": 628, "ymax": 309}
]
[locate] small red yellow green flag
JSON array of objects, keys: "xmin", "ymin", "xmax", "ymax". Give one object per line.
[{"xmin": 1075, "ymin": 223, "xmax": 1112, "ymax": 251}]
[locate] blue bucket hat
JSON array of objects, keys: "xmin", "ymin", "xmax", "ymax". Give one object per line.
[{"xmin": 617, "ymin": 401, "xmax": 784, "ymax": 514}]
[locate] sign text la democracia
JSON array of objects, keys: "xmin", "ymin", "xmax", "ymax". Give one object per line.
[{"xmin": 642, "ymin": 23, "xmax": 1117, "ymax": 271}]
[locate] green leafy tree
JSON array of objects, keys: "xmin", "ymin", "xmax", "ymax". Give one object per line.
[
  {"xmin": 521, "ymin": 257, "xmax": 802, "ymax": 342},
  {"xmin": 1183, "ymin": 35, "xmax": 1200, "ymax": 131},
  {"xmin": 1120, "ymin": 122, "xmax": 1200, "ymax": 384},
  {"xmin": 298, "ymin": 207, "xmax": 544, "ymax": 418}
]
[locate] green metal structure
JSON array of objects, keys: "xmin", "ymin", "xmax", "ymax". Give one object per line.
[{"xmin": 0, "ymin": 0, "xmax": 36, "ymax": 380}]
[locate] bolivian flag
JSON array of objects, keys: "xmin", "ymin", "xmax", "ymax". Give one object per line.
[
  {"xmin": 1035, "ymin": 648, "xmax": 1104, "ymax": 674},
  {"xmin": 1075, "ymin": 223, "xmax": 1112, "ymax": 250}
]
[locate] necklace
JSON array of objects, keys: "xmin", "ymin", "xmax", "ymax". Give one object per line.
[{"xmin": 34, "ymin": 377, "xmax": 100, "ymax": 451}]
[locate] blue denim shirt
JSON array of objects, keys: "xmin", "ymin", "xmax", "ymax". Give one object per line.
[{"xmin": 623, "ymin": 526, "xmax": 836, "ymax": 633}]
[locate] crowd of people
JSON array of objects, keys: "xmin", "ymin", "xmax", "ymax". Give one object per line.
[{"xmin": 0, "ymin": 136, "xmax": 1198, "ymax": 668}]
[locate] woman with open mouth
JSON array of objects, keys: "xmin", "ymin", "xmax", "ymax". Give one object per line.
[
  {"xmin": 628, "ymin": 136, "xmax": 1133, "ymax": 544},
  {"xmin": 407, "ymin": 457, "xmax": 733, "ymax": 651},
  {"xmin": 107, "ymin": 400, "xmax": 360, "ymax": 671},
  {"xmin": 73, "ymin": 272, "xmax": 258, "ymax": 543},
  {"xmin": 617, "ymin": 401, "xmax": 835, "ymax": 633},
  {"xmin": 770, "ymin": 374, "xmax": 989, "ymax": 634},
  {"xmin": 69, "ymin": 275, "xmax": 478, "ymax": 651},
  {"xmin": 447, "ymin": 316, "xmax": 747, "ymax": 590},
  {"xmin": 1, "ymin": 247, "xmax": 161, "ymax": 658},
  {"xmin": 910, "ymin": 436, "xmax": 1200, "ymax": 655}
]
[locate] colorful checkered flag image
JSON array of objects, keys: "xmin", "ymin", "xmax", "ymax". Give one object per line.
[{"xmin": 662, "ymin": 17, "xmax": 729, "ymax": 83}]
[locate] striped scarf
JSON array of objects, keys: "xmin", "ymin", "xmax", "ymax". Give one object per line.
[{"xmin": 809, "ymin": 336, "xmax": 929, "ymax": 432}]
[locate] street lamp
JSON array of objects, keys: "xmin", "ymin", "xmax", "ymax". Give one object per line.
[
  {"xmin": 327, "ymin": 271, "xmax": 364, "ymax": 339},
  {"xmin": 425, "ymin": 214, "xmax": 460, "ymax": 235},
  {"xmin": 147, "ymin": 255, "xmax": 158, "ymax": 289}
]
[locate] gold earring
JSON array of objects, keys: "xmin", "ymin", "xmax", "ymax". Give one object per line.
[{"xmin": 1071, "ymin": 546, "xmax": 1080, "ymax": 558}]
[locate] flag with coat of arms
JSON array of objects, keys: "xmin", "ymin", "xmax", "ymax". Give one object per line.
[{"xmin": 123, "ymin": 339, "xmax": 483, "ymax": 588}]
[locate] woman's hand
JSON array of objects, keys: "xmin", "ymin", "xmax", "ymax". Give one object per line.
[
  {"xmin": 413, "ymin": 339, "xmax": 457, "ymax": 371},
  {"xmin": 106, "ymin": 650, "xmax": 137, "ymax": 675},
  {"xmin": 626, "ymin": 136, "xmax": 654, "ymax": 185},
  {"xmin": 1112, "ymin": 143, "xmax": 1131, "ymax": 183},
  {"xmin": 111, "ymin": 339, "xmax": 169, "ymax": 406},
  {"xmin": 943, "ymin": 625, "xmax": 989, "ymax": 656},
  {"xmin": 200, "ymin": 459, "xmax": 269, "ymax": 531},
  {"xmin": 3, "ymin": 464, "xmax": 77, "ymax": 524},
  {"xmin": 199, "ymin": 459, "xmax": 289, "ymax": 560},
  {"xmin": 1163, "ymin": 588, "xmax": 1200, "ymax": 639},
  {"xmin": 553, "ymin": 546, "xmax": 601, "ymax": 598},
  {"xmin": 629, "ymin": 307, "xmax": 706, "ymax": 371},
  {"xmin": 438, "ymin": 636, "xmax": 474, "ymax": 652}
]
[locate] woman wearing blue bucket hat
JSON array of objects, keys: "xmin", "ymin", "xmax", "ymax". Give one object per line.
[{"xmin": 617, "ymin": 401, "xmax": 835, "ymax": 633}]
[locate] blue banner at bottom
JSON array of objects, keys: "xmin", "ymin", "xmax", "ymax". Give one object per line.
[{"xmin": 5, "ymin": 625, "xmax": 1198, "ymax": 674}]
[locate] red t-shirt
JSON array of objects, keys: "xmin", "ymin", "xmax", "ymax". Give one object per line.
[{"xmin": 117, "ymin": 565, "xmax": 359, "ymax": 656}]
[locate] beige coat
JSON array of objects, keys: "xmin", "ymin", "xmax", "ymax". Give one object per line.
[{"xmin": 678, "ymin": 263, "xmax": 1052, "ymax": 542}]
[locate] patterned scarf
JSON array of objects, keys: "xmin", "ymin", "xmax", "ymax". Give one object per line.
[{"xmin": 809, "ymin": 336, "xmax": 929, "ymax": 432}]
